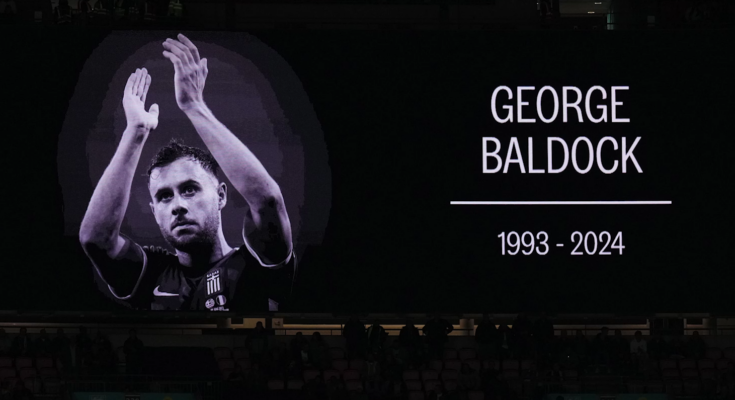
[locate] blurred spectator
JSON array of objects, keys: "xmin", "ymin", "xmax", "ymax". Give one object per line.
[
  {"xmin": 612, "ymin": 329, "xmax": 629, "ymax": 366},
  {"xmin": 307, "ymin": 332, "xmax": 330, "ymax": 370},
  {"xmin": 11, "ymin": 328, "xmax": 32, "ymax": 357},
  {"xmin": 0, "ymin": 0, "xmax": 17, "ymax": 16},
  {"xmin": 511, "ymin": 313, "xmax": 532, "ymax": 358},
  {"xmin": 630, "ymin": 331, "xmax": 647, "ymax": 359},
  {"xmin": 34, "ymin": 329, "xmax": 52, "ymax": 356},
  {"xmin": 343, "ymin": 315, "xmax": 366, "ymax": 359},
  {"xmin": 0, "ymin": 329, "xmax": 10, "ymax": 355},
  {"xmin": 245, "ymin": 322, "xmax": 268, "ymax": 362},
  {"xmin": 76, "ymin": 326, "xmax": 93, "ymax": 368},
  {"xmin": 89, "ymin": 331, "xmax": 115, "ymax": 372},
  {"xmin": 533, "ymin": 314, "xmax": 555, "ymax": 365},
  {"xmin": 398, "ymin": 319, "xmax": 421, "ymax": 356},
  {"xmin": 366, "ymin": 320, "xmax": 388, "ymax": 353},
  {"xmin": 52, "ymin": 328, "xmax": 72, "ymax": 371},
  {"xmin": 363, "ymin": 352, "xmax": 386, "ymax": 397},
  {"xmin": 56, "ymin": 0, "xmax": 71, "ymax": 23},
  {"xmin": 459, "ymin": 362, "xmax": 481, "ymax": 391},
  {"xmin": 32, "ymin": 0, "xmax": 53, "ymax": 22},
  {"xmin": 572, "ymin": 330, "xmax": 589, "ymax": 367},
  {"xmin": 290, "ymin": 332, "xmax": 308, "ymax": 361},
  {"xmin": 262, "ymin": 343, "xmax": 288, "ymax": 380},
  {"xmin": 497, "ymin": 324, "xmax": 512, "ymax": 359},
  {"xmin": 475, "ymin": 314, "xmax": 498, "ymax": 360},
  {"xmin": 227, "ymin": 364, "xmax": 245, "ymax": 381},
  {"xmin": 423, "ymin": 315, "xmax": 453, "ymax": 360},
  {"xmin": 382, "ymin": 353, "xmax": 402, "ymax": 383},
  {"xmin": 558, "ymin": 332, "xmax": 579, "ymax": 370},
  {"xmin": 592, "ymin": 327, "xmax": 613, "ymax": 365},
  {"xmin": 648, "ymin": 333, "xmax": 668, "ymax": 360},
  {"xmin": 11, "ymin": 380, "xmax": 34, "ymax": 400},
  {"xmin": 167, "ymin": 0, "xmax": 182, "ymax": 17},
  {"xmin": 78, "ymin": 0, "xmax": 91, "ymax": 19},
  {"xmin": 123, "ymin": 329, "xmax": 144, "ymax": 374},
  {"xmin": 685, "ymin": 330, "xmax": 706, "ymax": 359},
  {"xmin": 668, "ymin": 335, "xmax": 685, "ymax": 358}
]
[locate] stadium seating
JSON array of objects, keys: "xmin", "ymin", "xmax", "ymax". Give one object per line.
[
  {"xmin": 444, "ymin": 359, "xmax": 462, "ymax": 371},
  {"xmin": 465, "ymin": 358, "xmax": 481, "ymax": 372},
  {"xmin": 443, "ymin": 348, "xmax": 458, "ymax": 360},
  {"xmin": 232, "ymin": 347, "xmax": 249, "ymax": 360},
  {"xmin": 36, "ymin": 357, "xmax": 53, "ymax": 369},
  {"xmin": 698, "ymin": 358, "xmax": 715, "ymax": 369},
  {"xmin": 444, "ymin": 379, "xmax": 458, "ymax": 390},
  {"xmin": 345, "ymin": 379, "xmax": 363, "ymax": 392},
  {"xmin": 0, "ymin": 357, "xmax": 11, "ymax": 368},
  {"xmin": 423, "ymin": 379, "xmax": 440, "ymax": 393},
  {"xmin": 332, "ymin": 359, "xmax": 348, "ymax": 371},
  {"xmin": 43, "ymin": 377, "xmax": 62, "ymax": 395},
  {"xmin": 303, "ymin": 369, "xmax": 320, "ymax": 381},
  {"xmin": 342, "ymin": 369, "xmax": 360, "ymax": 381},
  {"xmin": 268, "ymin": 379, "xmax": 285, "ymax": 390},
  {"xmin": 18, "ymin": 367, "xmax": 37, "ymax": 381},
  {"xmin": 660, "ymin": 359, "xmax": 678, "ymax": 370},
  {"xmin": 678, "ymin": 358, "xmax": 697, "ymax": 370},
  {"xmin": 723, "ymin": 347, "xmax": 735, "ymax": 360},
  {"xmin": 403, "ymin": 370, "xmax": 420, "ymax": 381},
  {"xmin": 213, "ymin": 347, "xmax": 231, "ymax": 360},
  {"xmin": 468, "ymin": 391, "xmax": 485, "ymax": 400},
  {"xmin": 323, "ymin": 369, "xmax": 340, "ymax": 381},
  {"xmin": 217, "ymin": 358, "xmax": 235, "ymax": 371},
  {"xmin": 646, "ymin": 380, "xmax": 665, "ymax": 393},
  {"xmin": 428, "ymin": 359, "xmax": 443, "ymax": 372},
  {"xmin": 705, "ymin": 347, "xmax": 722, "ymax": 360},
  {"xmin": 0, "ymin": 367, "xmax": 16, "ymax": 380},
  {"xmin": 15, "ymin": 357, "xmax": 32, "ymax": 369},
  {"xmin": 328, "ymin": 347, "xmax": 345, "ymax": 360},
  {"xmin": 405, "ymin": 379, "xmax": 422, "ymax": 391},
  {"xmin": 420, "ymin": 369, "xmax": 438, "ymax": 382},
  {"xmin": 236, "ymin": 358, "xmax": 251, "ymax": 370},
  {"xmin": 459, "ymin": 348, "xmax": 477, "ymax": 361},
  {"xmin": 441, "ymin": 369, "xmax": 458, "ymax": 382},
  {"xmin": 408, "ymin": 390, "xmax": 425, "ymax": 400},
  {"xmin": 287, "ymin": 379, "xmax": 304, "ymax": 390},
  {"xmin": 349, "ymin": 358, "xmax": 364, "ymax": 371}
]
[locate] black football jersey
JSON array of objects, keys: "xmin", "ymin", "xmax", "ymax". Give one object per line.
[{"xmin": 93, "ymin": 235, "xmax": 295, "ymax": 312}]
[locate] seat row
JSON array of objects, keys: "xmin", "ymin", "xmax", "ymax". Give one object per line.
[
  {"xmin": 0, "ymin": 366, "xmax": 60, "ymax": 381},
  {"xmin": 658, "ymin": 357, "xmax": 732, "ymax": 371},
  {"xmin": 0, "ymin": 356, "xmax": 57, "ymax": 369}
]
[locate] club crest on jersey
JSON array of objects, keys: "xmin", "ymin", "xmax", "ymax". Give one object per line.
[
  {"xmin": 205, "ymin": 298, "xmax": 215, "ymax": 309},
  {"xmin": 216, "ymin": 295, "xmax": 227, "ymax": 306},
  {"xmin": 206, "ymin": 269, "xmax": 222, "ymax": 295}
]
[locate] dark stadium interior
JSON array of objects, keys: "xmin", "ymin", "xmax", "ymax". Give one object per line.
[{"xmin": 1, "ymin": 0, "xmax": 734, "ymax": 400}]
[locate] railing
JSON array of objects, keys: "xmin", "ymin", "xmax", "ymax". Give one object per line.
[{"xmin": 66, "ymin": 375, "xmax": 224, "ymax": 400}]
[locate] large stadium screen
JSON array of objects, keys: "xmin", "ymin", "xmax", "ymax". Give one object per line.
[{"xmin": 1, "ymin": 30, "xmax": 733, "ymax": 313}]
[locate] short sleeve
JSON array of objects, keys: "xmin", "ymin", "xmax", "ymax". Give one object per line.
[{"xmin": 91, "ymin": 235, "xmax": 170, "ymax": 309}]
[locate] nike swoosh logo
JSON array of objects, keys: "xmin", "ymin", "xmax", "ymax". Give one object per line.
[{"xmin": 153, "ymin": 286, "xmax": 179, "ymax": 297}]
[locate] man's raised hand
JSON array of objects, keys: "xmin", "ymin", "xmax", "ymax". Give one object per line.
[
  {"xmin": 162, "ymin": 34, "xmax": 208, "ymax": 112},
  {"xmin": 123, "ymin": 68, "xmax": 160, "ymax": 131}
]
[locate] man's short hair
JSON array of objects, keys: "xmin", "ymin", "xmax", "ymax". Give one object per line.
[{"xmin": 147, "ymin": 138, "xmax": 219, "ymax": 183}]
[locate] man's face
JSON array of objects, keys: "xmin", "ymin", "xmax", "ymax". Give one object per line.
[{"xmin": 149, "ymin": 158, "xmax": 226, "ymax": 253}]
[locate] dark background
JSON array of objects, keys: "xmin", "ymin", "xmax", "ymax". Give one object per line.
[{"xmin": 0, "ymin": 28, "xmax": 733, "ymax": 314}]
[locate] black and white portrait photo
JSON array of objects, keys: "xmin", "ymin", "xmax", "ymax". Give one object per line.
[{"xmin": 58, "ymin": 32, "xmax": 332, "ymax": 312}]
